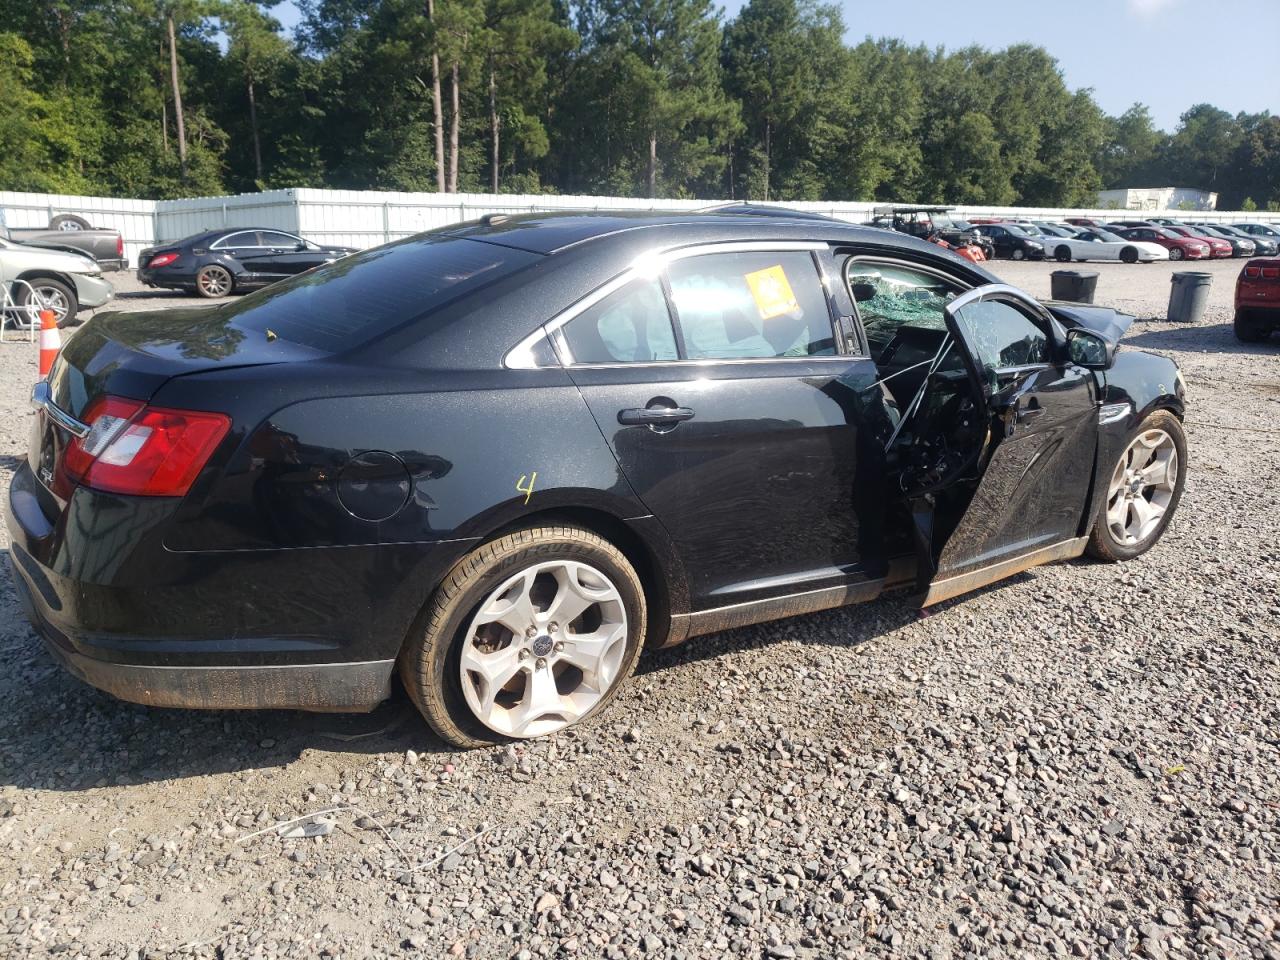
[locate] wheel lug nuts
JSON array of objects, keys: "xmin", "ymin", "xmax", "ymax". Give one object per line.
[
  {"xmin": 519, "ymin": 649, "xmax": 530, "ymax": 660},
  {"xmin": 536, "ymin": 658, "xmax": 546, "ymax": 670},
  {"xmin": 548, "ymin": 622, "xmax": 558, "ymax": 632},
  {"xmin": 525, "ymin": 627, "xmax": 537, "ymax": 638},
  {"xmin": 554, "ymin": 641, "xmax": 564, "ymax": 652}
]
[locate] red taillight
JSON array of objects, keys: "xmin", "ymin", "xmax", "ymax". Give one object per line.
[
  {"xmin": 1262, "ymin": 267, "xmax": 1280, "ymax": 280},
  {"xmin": 1245, "ymin": 267, "xmax": 1262, "ymax": 278},
  {"xmin": 116, "ymin": 235, "xmax": 124, "ymax": 258},
  {"xmin": 63, "ymin": 396, "xmax": 230, "ymax": 497},
  {"xmin": 148, "ymin": 251, "xmax": 180, "ymax": 269}
]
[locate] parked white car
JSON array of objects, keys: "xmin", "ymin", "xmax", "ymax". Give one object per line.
[
  {"xmin": 0, "ymin": 235, "xmax": 114, "ymax": 327},
  {"xmin": 1044, "ymin": 228, "xmax": 1170, "ymax": 264}
]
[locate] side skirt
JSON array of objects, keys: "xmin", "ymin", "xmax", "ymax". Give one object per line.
[
  {"xmin": 921, "ymin": 537, "xmax": 1088, "ymax": 607},
  {"xmin": 672, "ymin": 558, "xmax": 916, "ymax": 643}
]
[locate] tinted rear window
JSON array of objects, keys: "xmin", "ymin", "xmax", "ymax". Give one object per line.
[{"xmin": 216, "ymin": 235, "xmax": 540, "ymax": 351}]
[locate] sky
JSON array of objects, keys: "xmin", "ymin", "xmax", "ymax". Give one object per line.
[{"xmin": 270, "ymin": 0, "xmax": 1279, "ymax": 132}]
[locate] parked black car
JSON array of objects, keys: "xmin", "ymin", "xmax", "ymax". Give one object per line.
[
  {"xmin": 966, "ymin": 223, "xmax": 1047, "ymax": 260},
  {"xmin": 1189, "ymin": 225, "xmax": 1256, "ymax": 258},
  {"xmin": 11, "ymin": 212, "xmax": 1188, "ymax": 748},
  {"xmin": 868, "ymin": 205, "xmax": 996, "ymax": 260},
  {"xmin": 137, "ymin": 228, "xmax": 358, "ymax": 298},
  {"xmin": 1209, "ymin": 224, "xmax": 1275, "ymax": 257}
]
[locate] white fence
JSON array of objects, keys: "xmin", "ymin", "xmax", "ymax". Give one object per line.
[{"xmin": 4, "ymin": 188, "xmax": 1278, "ymax": 268}]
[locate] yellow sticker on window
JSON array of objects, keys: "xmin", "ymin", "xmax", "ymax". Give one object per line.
[{"xmin": 744, "ymin": 265, "xmax": 800, "ymax": 320}]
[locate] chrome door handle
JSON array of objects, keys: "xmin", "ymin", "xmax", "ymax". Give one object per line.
[{"xmin": 617, "ymin": 406, "xmax": 695, "ymax": 426}]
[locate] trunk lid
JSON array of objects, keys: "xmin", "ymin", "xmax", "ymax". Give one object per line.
[{"xmin": 32, "ymin": 307, "xmax": 321, "ymax": 503}]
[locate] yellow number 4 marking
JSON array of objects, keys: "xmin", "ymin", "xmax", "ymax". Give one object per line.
[{"xmin": 516, "ymin": 472, "xmax": 537, "ymax": 506}]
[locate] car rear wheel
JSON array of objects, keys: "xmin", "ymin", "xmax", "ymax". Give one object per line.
[
  {"xmin": 1169, "ymin": 247, "xmax": 1185, "ymax": 261},
  {"xmin": 399, "ymin": 525, "xmax": 647, "ymax": 748},
  {"xmin": 195, "ymin": 264, "xmax": 234, "ymax": 299},
  {"xmin": 1234, "ymin": 311, "xmax": 1272, "ymax": 343},
  {"xmin": 1086, "ymin": 411, "xmax": 1186, "ymax": 562},
  {"xmin": 1055, "ymin": 246, "xmax": 1072, "ymax": 262},
  {"xmin": 15, "ymin": 278, "xmax": 78, "ymax": 328}
]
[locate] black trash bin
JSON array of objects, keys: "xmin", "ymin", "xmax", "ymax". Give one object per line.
[{"xmin": 1050, "ymin": 270, "xmax": 1100, "ymax": 304}]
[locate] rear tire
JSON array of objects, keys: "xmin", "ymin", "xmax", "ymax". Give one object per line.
[
  {"xmin": 399, "ymin": 525, "xmax": 647, "ymax": 749},
  {"xmin": 195, "ymin": 264, "xmax": 234, "ymax": 299},
  {"xmin": 1086, "ymin": 410, "xmax": 1187, "ymax": 563},
  {"xmin": 1234, "ymin": 311, "xmax": 1272, "ymax": 343},
  {"xmin": 1055, "ymin": 246, "xmax": 1072, "ymax": 263}
]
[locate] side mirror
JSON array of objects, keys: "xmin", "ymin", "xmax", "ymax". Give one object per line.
[
  {"xmin": 296, "ymin": 241, "xmax": 308, "ymax": 251},
  {"xmin": 1067, "ymin": 328, "xmax": 1114, "ymax": 369}
]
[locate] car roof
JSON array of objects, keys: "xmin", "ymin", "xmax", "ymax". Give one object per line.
[{"xmin": 440, "ymin": 210, "xmax": 892, "ymax": 256}]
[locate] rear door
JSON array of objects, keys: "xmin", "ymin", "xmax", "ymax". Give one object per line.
[
  {"xmin": 920, "ymin": 283, "xmax": 1099, "ymax": 605},
  {"xmin": 213, "ymin": 230, "xmax": 278, "ymax": 282},
  {"xmin": 558, "ymin": 242, "xmax": 891, "ymax": 614}
]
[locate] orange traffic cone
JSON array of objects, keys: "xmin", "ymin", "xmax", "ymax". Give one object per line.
[{"xmin": 38, "ymin": 309, "xmax": 61, "ymax": 378}]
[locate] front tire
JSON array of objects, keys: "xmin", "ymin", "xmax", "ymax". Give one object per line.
[
  {"xmin": 1170, "ymin": 247, "xmax": 1185, "ymax": 261},
  {"xmin": 1011, "ymin": 248, "xmax": 1026, "ymax": 261},
  {"xmin": 1086, "ymin": 411, "xmax": 1187, "ymax": 562},
  {"xmin": 15, "ymin": 277, "xmax": 78, "ymax": 328},
  {"xmin": 399, "ymin": 525, "xmax": 647, "ymax": 749},
  {"xmin": 1120, "ymin": 247, "xmax": 1139, "ymax": 264},
  {"xmin": 195, "ymin": 264, "xmax": 234, "ymax": 299},
  {"xmin": 1055, "ymin": 246, "xmax": 1072, "ymax": 263}
]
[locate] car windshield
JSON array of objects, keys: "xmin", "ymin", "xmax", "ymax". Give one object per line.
[
  {"xmin": 210, "ymin": 234, "xmax": 540, "ymax": 351},
  {"xmin": 1155, "ymin": 229, "xmax": 1182, "ymax": 239},
  {"xmin": 1004, "ymin": 223, "xmax": 1033, "ymax": 236},
  {"xmin": 1093, "ymin": 229, "xmax": 1124, "ymax": 242}
]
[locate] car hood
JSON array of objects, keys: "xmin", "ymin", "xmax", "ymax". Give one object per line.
[
  {"xmin": 1044, "ymin": 302, "xmax": 1134, "ymax": 345},
  {"xmin": 0, "ymin": 242, "xmax": 99, "ymax": 273}
]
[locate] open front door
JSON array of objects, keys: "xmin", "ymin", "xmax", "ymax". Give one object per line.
[{"xmin": 917, "ymin": 284, "xmax": 1099, "ymax": 606}]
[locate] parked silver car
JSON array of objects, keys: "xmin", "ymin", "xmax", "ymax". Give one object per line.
[{"xmin": 0, "ymin": 236, "xmax": 114, "ymax": 327}]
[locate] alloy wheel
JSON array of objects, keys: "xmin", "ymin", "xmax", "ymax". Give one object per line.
[
  {"xmin": 1106, "ymin": 429, "xmax": 1179, "ymax": 546},
  {"xmin": 459, "ymin": 560, "xmax": 628, "ymax": 738},
  {"xmin": 198, "ymin": 267, "xmax": 232, "ymax": 297},
  {"xmin": 33, "ymin": 286, "xmax": 69, "ymax": 325}
]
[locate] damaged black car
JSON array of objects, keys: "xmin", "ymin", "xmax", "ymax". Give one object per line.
[{"xmin": 9, "ymin": 211, "xmax": 1188, "ymax": 747}]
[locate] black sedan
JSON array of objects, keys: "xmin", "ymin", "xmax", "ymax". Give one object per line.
[
  {"xmin": 11, "ymin": 212, "xmax": 1188, "ymax": 748},
  {"xmin": 966, "ymin": 222, "xmax": 1047, "ymax": 260},
  {"xmin": 137, "ymin": 228, "xmax": 358, "ymax": 299}
]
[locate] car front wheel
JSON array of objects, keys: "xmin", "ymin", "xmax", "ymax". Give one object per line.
[
  {"xmin": 1169, "ymin": 248, "xmax": 1185, "ymax": 261},
  {"xmin": 1086, "ymin": 410, "xmax": 1187, "ymax": 562},
  {"xmin": 16, "ymin": 277, "xmax": 78, "ymax": 328},
  {"xmin": 399, "ymin": 525, "xmax": 647, "ymax": 748}
]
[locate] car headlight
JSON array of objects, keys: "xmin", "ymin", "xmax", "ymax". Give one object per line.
[{"xmin": 1027, "ymin": 241, "xmax": 1043, "ymax": 250}]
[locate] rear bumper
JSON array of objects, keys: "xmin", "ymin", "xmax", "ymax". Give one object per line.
[
  {"xmin": 3, "ymin": 460, "xmax": 433, "ymax": 712},
  {"xmin": 12, "ymin": 570, "xmax": 392, "ymax": 711}
]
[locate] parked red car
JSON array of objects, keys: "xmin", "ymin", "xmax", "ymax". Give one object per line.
[
  {"xmin": 1162, "ymin": 227, "xmax": 1228, "ymax": 261},
  {"xmin": 1164, "ymin": 226, "xmax": 1233, "ymax": 259},
  {"xmin": 1235, "ymin": 258, "xmax": 1280, "ymax": 342},
  {"xmin": 1065, "ymin": 218, "xmax": 1109, "ymax": 229},
  {"xmin": 1112, "ymin": 226, "xmax": 1211, "ymax": 261}
]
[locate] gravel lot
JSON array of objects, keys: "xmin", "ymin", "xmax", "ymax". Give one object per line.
[{"xmin": 1, "ymin": 258, "xmax": 1277, "ymax": 960}]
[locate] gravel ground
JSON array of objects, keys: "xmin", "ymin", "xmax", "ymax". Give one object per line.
[{"xmin": 1, "ymin": 259, "xmax": 1277, "ymax": 960}]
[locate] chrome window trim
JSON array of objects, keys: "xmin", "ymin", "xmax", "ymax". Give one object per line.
[
  {"xmin": 506, "ymin": 327, "xmax": 553, "ymax": 370},
  {"xmin": 210, "ymin": 231, "xmax": 259, "ymax": 250},
  {"xmin": 503, "ymin": 240, "xmax": 828, "ymax": 370}
]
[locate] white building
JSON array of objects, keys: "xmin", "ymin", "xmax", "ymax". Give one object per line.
[{"xmin": 1097, "ymin": 187, "xmax": 1218, "ymax": 211}]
